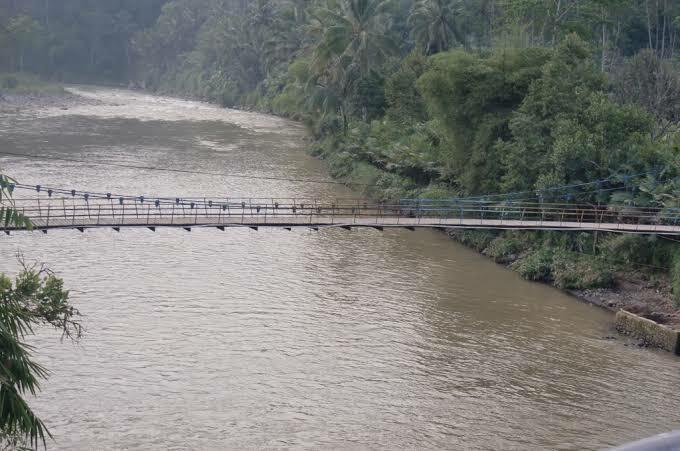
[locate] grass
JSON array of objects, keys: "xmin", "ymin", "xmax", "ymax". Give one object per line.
[{"xmin": 0, "ymin": 73, "xmax": 64, "ymax": 95}]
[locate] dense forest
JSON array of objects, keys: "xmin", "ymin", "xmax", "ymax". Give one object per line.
[{"xmin": 2, "ymin": 0, "xmax": 680, "ymax": 297}]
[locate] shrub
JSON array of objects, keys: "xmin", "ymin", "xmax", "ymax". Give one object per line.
[
  {"xmin": 552, "ymin": 251, "xmax": 614, "ymax": 289},
  {"xmin": 484, "ymin": 235, "xmax": 524, "ymax": 263},
  {"xmin": 672, "ymin": 251, "xmax": 680, "ymax": 308},
  {"xmin": 449, "ymin": 230, "xmax": 497, "ymax": 252},
  {"xmin": 512, "ymin": 247, "xmax": 554, "ymax": 282}
]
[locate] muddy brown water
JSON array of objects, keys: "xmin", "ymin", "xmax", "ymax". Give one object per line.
[{"xmin": 1, "ymin": 87, "xmax": 679, "ymax": 450}]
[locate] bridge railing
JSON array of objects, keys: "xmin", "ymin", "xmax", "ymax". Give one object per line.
[{"xmin": 2, "ymin": 195, "xmax": 680, "ymax": 230}]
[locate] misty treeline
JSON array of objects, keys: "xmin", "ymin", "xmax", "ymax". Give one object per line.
[{"xmin": 2, "ymin": 0, "xmax": 680, "ymax": 295}]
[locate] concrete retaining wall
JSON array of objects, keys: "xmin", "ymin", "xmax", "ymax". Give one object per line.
[{"xmin": 615, "ymin": 310, "xmax": 680, "ymax": 355}]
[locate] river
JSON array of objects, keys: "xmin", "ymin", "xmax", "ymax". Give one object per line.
[{"xmin": 1, "ymin": 87, "xmax": 679, "ymax": 450}]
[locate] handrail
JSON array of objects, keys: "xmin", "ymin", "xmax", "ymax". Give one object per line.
[{"xmin": 1, "ymin": 195, "xmax": 679, "ymax": 233}]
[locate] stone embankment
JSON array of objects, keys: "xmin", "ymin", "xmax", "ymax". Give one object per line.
[{"xmin": 615, "ymin": 310, "xmax": 680, "ymax": 354}]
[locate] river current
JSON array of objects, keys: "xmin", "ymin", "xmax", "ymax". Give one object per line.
[{"xmin": 1, "ymin": 87, "xmax": 679, "ymax": 450}]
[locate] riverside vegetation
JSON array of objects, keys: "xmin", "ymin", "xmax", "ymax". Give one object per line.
[{"xmin": 2, "ymin": 0, "xmax": 680, "ymax": 309}]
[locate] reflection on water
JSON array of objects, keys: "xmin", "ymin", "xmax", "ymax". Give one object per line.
[{"xmin": 1, "ymin": 88, "xmax": 679, "ymax": 450}]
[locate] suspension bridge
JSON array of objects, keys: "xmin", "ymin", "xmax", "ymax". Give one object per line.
[{"xmin": 1, "ymin": 183, "xmax": 680, "ymax": 235}]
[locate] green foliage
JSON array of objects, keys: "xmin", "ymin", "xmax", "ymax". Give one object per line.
[
  {"xmin": 512, "ymin": 247, "xmax": 554, "ymax": 282},
  {"xmin": 449, "ymin": 230, "xmax": 497, "ymax": 252},
  {"xmin": 613, "ymin": 49, "xmax": 680, "ymax": 136},
  {"xmin": 0, "ymin": 261, "xmax": 81, "ymax": 449},
  {"xmin": 484, "ymin": 234, "xmax": 526, "ymax": 263},
  {"xmin": 672, "ymin": 251, "xmax": 680, "ymax": 308},
  {"xmin": 603, "ymin": 234, "xmax": 675, "ymax": 270},
  {"xmin": 384, "ymin": 53, "xmax": 428, "ymax": 125},
  {"xmin": 551, "ymin": 250, "xmax": 614, "ymax": 289},
  {"xmin": 0, "ymin": 175, "xmax": 32, "ymax": 231},
  {"xmin": 418, "ymin": 46, "xmax": 551, "ymax": 193},
  {"xmin": 499, "ymin": 35, "xmax": 655, "ymax": 197},
  {"xmin": 0, "ymin": 72, "xmax": 63, "ymax": 95},
  {"xmin": 408, "ymin": 0, "xmax": 462, "ymax": 54},
  {"xmin": 0, "ymin": 1, "xmax": 167, "ymax": 80}
]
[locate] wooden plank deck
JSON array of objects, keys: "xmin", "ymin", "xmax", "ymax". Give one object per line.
[{"xmin": 10, "ymin": 215, "xmax": 680, "ymax": 235}]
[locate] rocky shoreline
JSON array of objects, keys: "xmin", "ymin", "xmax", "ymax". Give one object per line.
[{"xmin": 571, "ymin": 274, "xmax": 680, "ymax": 326}]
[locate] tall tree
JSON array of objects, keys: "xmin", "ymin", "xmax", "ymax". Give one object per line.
[
  {"xmin": 310, "ymin": 0, "xmax": 398, "ymax": 121},
  {"xmin": 408, "ymin": 0, "xmax": 461, "ymax": 54}
]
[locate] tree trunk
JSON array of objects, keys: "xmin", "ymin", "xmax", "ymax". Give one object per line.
[
  {"xmin": 601, "ymin": 7, "xmax": 606, "ymax": 72},
  {"xmin": 646, "ymin": 0, "xmax": 653, "ymax": 49},
  {"xmin": 552, "ymin": 0, "xmax": 562, "ymax": 46},
  {"xmin": 660, "ymin": 0, "xmax": 667, "ymax": 57}
]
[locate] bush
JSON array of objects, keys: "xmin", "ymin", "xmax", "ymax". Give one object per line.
[
  {"xmin": 484, "ymin": 235, "xmax": 524, "ymax": 263},
  {"xmin": 672, "ymin": 252, "xmax": 680, "ymax": 308},
  {"xmin": 315, "ymin": 114, "xmax": 343, "ymax": 138},
  {"xmin": 512, "ymin": 247, "xmax": 554, "ymax": 282},
  {"xmin": 552, "ymin": 251, "xmax": 614, "ymax": 289},
  {"xmin": 603, "ymin": 235, "xmax": 656, "ymax": 264},
  {"xmin": 449, "ymin": 230, "xmax": 497, "ymax": 252}
]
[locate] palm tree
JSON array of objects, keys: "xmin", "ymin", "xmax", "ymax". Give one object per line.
[
  {"xmin": 408, "ymin": 0, "xmax": 462, "ymax": 54},
  {"xmin": 309, "ymin": 0, "xmax": 398, "ymax": 122},
  {"xmin": 312, "ymin": 0, "xmax": 397, "ymax": 82}
]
